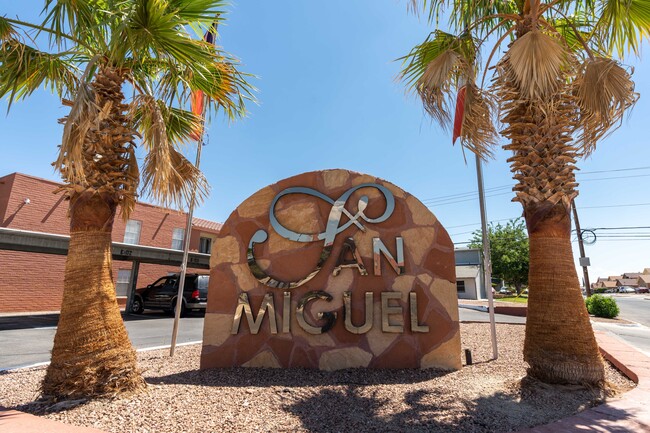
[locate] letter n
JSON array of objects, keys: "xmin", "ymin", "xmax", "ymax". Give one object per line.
[{"xmin": 373, "ymin": 237, "xmax": 404, "ymax": 276}]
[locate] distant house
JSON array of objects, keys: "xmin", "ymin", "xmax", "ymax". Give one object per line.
[
  {"xmin": 616, "ymin": 278, "xmax": 639, "ymax": 288},
  {"xmin": 623, "ymin": 272, "xmax": 642, "ymax": 279},
  {"xmin": 594, "ymin": 280, "xmax": 617, "ymax": 290},
  {"xmin": 638, "ymin": 274, "xmax": 650, "ymax": 288},
  {"xmin": 644, "ymin": 268, "xmax": 650, "ymax": 275},
  {"xmin": 608, "ymin": 275, "xmax": 623, "ymax": 282}
]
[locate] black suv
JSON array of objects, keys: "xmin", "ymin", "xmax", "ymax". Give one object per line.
[{"xmin": 131, "ymin": 273, "xmax": 209, "ymax": 316}]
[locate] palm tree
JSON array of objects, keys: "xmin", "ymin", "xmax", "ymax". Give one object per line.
[
  {"xmin": 401, "ymin": 0, "xmax": 648, "ymax": 386},
  {"xmin": 0, "ymin": 0, "xmax": 252, "ymax": 399}
]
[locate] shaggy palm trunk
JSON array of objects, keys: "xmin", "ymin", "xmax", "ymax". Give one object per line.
[
  {"xmin": 42, "ymin": 194, "xmax": 144, "ymax": 398},
  {"xmin": 496, "ymin": 58, "xmax": 606, "ymax": 385},
  {"xmin": 523, "ymin": 203, "xmax": 605, "ymax": 385},
  {"xmin": 42, "ymin": 67, "xmax": 144, "ymax": 398}
]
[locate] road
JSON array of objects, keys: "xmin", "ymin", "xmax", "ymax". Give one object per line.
[
  {"xmin": 0, "ymin": 312, "xmax": 205, "ymax": 370},
  {"xmin": 591, "ymin": 294, "xmax": 650, "ymax": 357}
]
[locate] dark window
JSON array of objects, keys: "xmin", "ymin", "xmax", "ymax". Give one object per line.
[
  {"xmin": 199, "ymin": 237, "xmax": 212, "ymax": 254},
  {"xmin": 456, "ymin": 281, "xmax": 466, "ymax": 293}
]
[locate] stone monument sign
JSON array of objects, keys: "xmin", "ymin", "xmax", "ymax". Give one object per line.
[{"xmin": 200, "ymin": 169, "xmax": 461, "ymax": 370}]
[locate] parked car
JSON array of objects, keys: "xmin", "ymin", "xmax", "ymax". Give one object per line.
[
  {"xmin": 616, "ymin": 286, "xmax": 636, "ymax": 294},
  {"xmin": 636, "ymin": 287, "xmax": 649, "ymax": 294},
  {"xmin": 131, "ymin": 273, "xmax": 209, "ymax": 316},
  {"xmin": 498, "ymin": 288, "xmax": 513, "ymax": 295}
]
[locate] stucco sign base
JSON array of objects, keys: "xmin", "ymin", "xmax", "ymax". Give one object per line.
[{"xmin": 200, "ymin": 169, "xmax": 461, "ymax": 371}]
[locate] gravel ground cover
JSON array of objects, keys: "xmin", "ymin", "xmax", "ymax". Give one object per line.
[{"xmin": 0, "ymin": 323, "xmax": 634, "ymax": 433}]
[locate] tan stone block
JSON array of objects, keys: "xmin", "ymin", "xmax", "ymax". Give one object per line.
[
  {"xmin": 323, "ymin": 170, "xmax": 350, "ymax": 190},
  {"xmin": 237, "ymin": 186, "xmax": 276, "ymax": 219},
  {"xmin": 350, "ymin": 174, "xmax": 377, "ymax": 187},
  {"xmin": 233, "ymin": 263, "xmax": 259, "ymax": 292},
  {"xmin": 318, "ymin": 347, "xmax": 373, "ymax": 371},
  {"xmin": 420, "ymin": 334, "xmax": 462, "ymax": 370},
  {"xmin": 212, "ymin": 235, "xmax": 240, "ymax": 267},
  {"xmin": 203, "ymin": 313, "xmax": 234, "ymax": 347},
  {"xmin": 366, "ymin": 300, "xmax": 398, "ymax": 356},
  {"xmin": 268, "ymin": 201, "xmax": 323, "ymax": 255},
  {"xmin": 392, "ymin": 275, "xmax": 415, "ymax": 295},
  {"xmin": 429, "ymin": 279, "xmax": 459, "ymax": 321},
  {"xmin": 243, "ymin": 350, "xmax": 281, "ymax": 368},
  {"xmin": 407, "ymin": 196, "xmax": 438, "ymax": 226},
  {"xmin": 417, "ymin": 273, "xmax": 433, "ymax": 287},
  {"xmin": 352, "ymin": 228, "xmax": 380, "ymax": 261},
  {"xmin": 401, "ymin": 227, "xmax": 436, "ymax": 265}
]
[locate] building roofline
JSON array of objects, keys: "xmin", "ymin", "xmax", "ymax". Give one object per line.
[{"xmin": 4, "ymin": 172, "xmax": 221, "ymax": 225}]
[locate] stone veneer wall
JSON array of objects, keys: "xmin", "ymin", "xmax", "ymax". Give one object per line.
[{"xmin": 201, "ymin": 169, "xmax": 461, "ymax": 371}]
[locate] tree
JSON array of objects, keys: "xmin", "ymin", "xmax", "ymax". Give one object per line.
[
  {"xmin": 401, "ymin": 0, "xmax": 648, "ymax": 386},
  {"xmin": 468, "ymin": 219, "xmax": 529, "ymax": 293},
  {"xmin": 0, "ymin": 0, "xmax": 252, "ymax": 399}
]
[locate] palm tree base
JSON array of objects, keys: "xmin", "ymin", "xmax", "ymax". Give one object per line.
[
  {"xmin": 41, "ymin": 230, "xmax": 146, "ymax": 399},
  {"xmin": 523, "ymin": 205, "xmax": 605, "ymax": 387}
]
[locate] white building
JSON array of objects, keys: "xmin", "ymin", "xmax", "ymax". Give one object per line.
[{"xmin": 454, "ymin": 248, "xmax": 486, "ymax": 300}]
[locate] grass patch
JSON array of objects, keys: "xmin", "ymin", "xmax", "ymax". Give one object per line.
[{"xmin": 495, "ymin": 296, "xmax": 528, "ymax": 304}]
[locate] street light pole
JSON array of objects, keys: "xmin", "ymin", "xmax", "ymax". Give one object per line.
[
  {"xmin": 572, "ymin": 200, "xmax": 591, "ymax": 297},
  {"xmin": 475, "ymin": 155, "xmax": 498, "ymax": 360}
]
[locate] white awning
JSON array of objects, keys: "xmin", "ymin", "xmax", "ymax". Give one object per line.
[{"xmin": 456, "ymin": 265, "xmax": 480, "ymax": 279}]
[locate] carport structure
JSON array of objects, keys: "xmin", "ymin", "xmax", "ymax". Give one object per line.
[{"xmin": 0, "ymin": 227, "xmax": 209, "ymax": 313}]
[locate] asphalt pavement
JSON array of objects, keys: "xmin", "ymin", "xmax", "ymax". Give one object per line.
[{"xmin": 0, "ymin": 312, "xmax": 204, "ymax": 370}]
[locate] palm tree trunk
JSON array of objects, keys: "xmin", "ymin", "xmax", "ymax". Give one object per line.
[
  {"xmin": 523, "ymin": 202, "xmax": 605, "ymax": 385},
  {"xmin": 42, "ymin": 192, "xmax": 144, "ymax": 398},
  {"xmin": 42, "ymin": 66, "xmax": 144, "ymax": 399}
]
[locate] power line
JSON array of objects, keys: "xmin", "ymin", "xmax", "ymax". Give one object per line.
[
  {"xmin": 579, "ymin": 165, "xmax": 650, "ymax": 175},
  {"xmin": 581, "ymin": 202, "xmax": 650, "ymax": 209}
]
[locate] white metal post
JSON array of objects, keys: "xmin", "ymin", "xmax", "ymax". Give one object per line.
[{"xmin": 475, "ymin": 155, "xmax": 498, "ymax": 359}]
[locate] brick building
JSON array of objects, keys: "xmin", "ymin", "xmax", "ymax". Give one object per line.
[{"xmin": 0, "ymin": 172, "xmax": 221, "ymax": 313}]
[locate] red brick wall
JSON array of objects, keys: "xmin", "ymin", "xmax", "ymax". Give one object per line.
[{"xmin": 0, "ymin": 173, "xmax": 219, "ymax": 313}]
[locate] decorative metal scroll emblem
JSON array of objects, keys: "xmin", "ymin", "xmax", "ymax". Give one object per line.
[{"xmin": 247, "ymin": 183, "xmax": 395, "ymax": 289}]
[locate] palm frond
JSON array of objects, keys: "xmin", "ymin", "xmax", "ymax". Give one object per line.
[
  {"xmin": 134, "ymin": 94, "xmax": 209, "ymax": 210},
  {"xmin": 594, "ymin": 0, "xmax": 650, "ymax": 57},
  {"xmin": 500, "ymin": 30, "xmax": 569, "ymax": 100},
  {"xmin": 55, "ymin": 80, "xmax": 99, "ymax": 184},
  {"xmin": 400, "ymin": 30, "xmax": 476, "ymax": 129},
  {"xmin": 41, "ymin": 0, "xmax": 104, "ymax": 50},
  {"xmin": 574, "ymin": 57, "xmax": 638, "ymax": 154},
  {"xmin": 459, "ymin": 83, "xmax": 498, "ymax": 159},
  {"xmin": 0, "ymin": 16, "xmax": 16, "ymax": 41},
  {"xmin": 0, "ymin": 39, "xmax": 78, "ymax": 106},
  {"xmin": 167, "ymin": 0, "xmax": 226, "ymax": 23}
]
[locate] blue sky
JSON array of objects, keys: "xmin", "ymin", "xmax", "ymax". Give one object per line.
[{"xmin": 2, "ymin": 1, "xmax": 649, "ymax": 282}]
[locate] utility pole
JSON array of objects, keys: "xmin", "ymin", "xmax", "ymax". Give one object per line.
[
  {"xmin": 475, "ymin": 155, "xmax": 498, "ymax": 360},
  {"xmin": 572, "ymin": 200, "xmax": 591, "ymax": 297}
]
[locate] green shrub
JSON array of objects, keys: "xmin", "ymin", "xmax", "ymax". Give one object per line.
[{"xmin": 585, "ymin": 294, "xmax": 620, "ymax": 318}]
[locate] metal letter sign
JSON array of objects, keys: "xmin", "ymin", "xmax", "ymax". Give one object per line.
[{"xmin": 247, "ymin": 184, "xmax": 395, "ymax": 288}]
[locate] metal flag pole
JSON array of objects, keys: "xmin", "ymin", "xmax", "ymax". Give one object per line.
[
  {"xmin": 475, "ymin": 154, "xmax": 498, "ymax": 359},
  {"xmin": 169, "ymin": 20, "xmax": 217, "ymax": 357},
  {"xmin": 170, "ymin": 135, "xmax": 204, "ymax": 357}
]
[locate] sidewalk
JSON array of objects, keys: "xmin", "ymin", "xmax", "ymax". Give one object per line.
[{"xmin": 1, "ymin": 330, "xmax": 648, "ymax": 432}]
